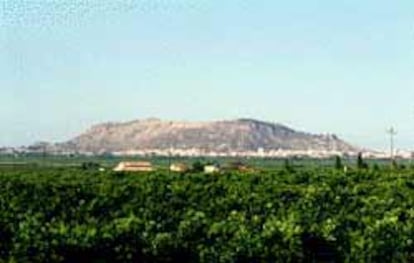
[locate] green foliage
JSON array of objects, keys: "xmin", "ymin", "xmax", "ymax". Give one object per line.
[
  {"xmin": 284, "ymin": 159, "xmax": 294, "ymax": 172},
  {"xmin": 372, "ymin": 163, "xmax": 380, "ymax": 171},
  {"xmin": 357, "ymin": 152, "xmax": 368, "ymax": 169},
  {"xmin": 334, "ymin": 156, "xmax": 342, "ymax": 170},
  {"xmin": 1, "ymin": 167, "xmax": 414, "ymax": 262},
  {"xmin": 191, "ymin": 161, "xmax": 204, "ymax": 173},
  {"xmin": 391, "ymin": 159, "xmax": 399, "ymax": 170},
  {"xmin": 81, "ymin": 162, "xmax": 100, "ymax": 170}
]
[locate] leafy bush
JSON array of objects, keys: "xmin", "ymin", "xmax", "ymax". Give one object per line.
[
  {"xmin": 1, "ymin": 167, "xmax": 414, "ymax": 262},
  {"xmin": 81, "ymin": 162, "xmax": 100, "ymax": 170}
]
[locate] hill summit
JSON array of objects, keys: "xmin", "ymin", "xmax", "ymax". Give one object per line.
[{"xmin": 57, "ymin": 118, "xmax": 358, "ymax": 155}]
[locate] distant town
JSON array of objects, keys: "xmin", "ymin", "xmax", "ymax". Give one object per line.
[{"xmin": 1, "ymin": 145, "xmax": 413, "ymax": 160}]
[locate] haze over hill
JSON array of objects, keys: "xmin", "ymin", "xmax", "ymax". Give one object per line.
[{"xmin": 50, "ymin": 118, "xmax": 359, "ymax": 156}]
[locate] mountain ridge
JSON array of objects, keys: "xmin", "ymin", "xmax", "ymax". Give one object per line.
[{"xmin": 54, "ymin": 118, "xmax": 359, "ymax": 155}]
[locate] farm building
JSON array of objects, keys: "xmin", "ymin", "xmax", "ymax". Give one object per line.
[
  {"xmin": 170, "ymin": 163, "xmax": 189, "ymax": 173},
  {"xmin": 113, "ymin": 161, "xmax": 154, "ymax": 172},
  {"xmin": 204, "ymin": 164, "xmax": 220, "ymax": 174}
]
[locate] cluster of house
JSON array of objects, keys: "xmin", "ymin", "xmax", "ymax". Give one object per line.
[
  {"xmin": 110, "ymin": 148, "xmax": 365, "ymax": 159},
  {"xmin": 112, "ymin": 161, "xmax": 252, "ymax": 174}
]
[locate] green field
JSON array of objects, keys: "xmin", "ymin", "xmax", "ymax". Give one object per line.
[
  {"xmin": 1, "ymin": 154, "xmax": 410, "ymax": 170},
  {"xmin": 1, "ymin": 158, "xmax": 414, "ymax": 262}
]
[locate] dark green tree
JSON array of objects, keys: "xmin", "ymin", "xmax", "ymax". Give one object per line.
[
  {"xmin": 284, "ymin": 159, "xmax": 294, "ymax": 172},
  {"xmin": 335, "ymin": 156, "xmax": 343, "ymax": 170},
  {"xmin": 81, "ymin": 162, "xmax": 100, "ymax": 170},
  {"xmin": 191, "ymin": 161, "xmax": 204, "ymax": 173},
  {"xmin": 391, "ymin": 159, "xmax": 399, "ymax": 170},
  {"xmin": 357, "ymin": 152, "xmax": 368, "ymax": 169}
]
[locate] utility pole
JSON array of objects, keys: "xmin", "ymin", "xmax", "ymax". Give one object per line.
[
  {"xmin": 167, "ymin": 124, "xmax": 173, "ymax": 176},
  {"xmin": 386, "ymin": 127, "xmax": 397, "ymax": 160}
]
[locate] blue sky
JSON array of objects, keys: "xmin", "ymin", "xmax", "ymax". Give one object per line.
[{"xmin": 1, "ymin": 0, "xmax": 413, "ymax": 150}]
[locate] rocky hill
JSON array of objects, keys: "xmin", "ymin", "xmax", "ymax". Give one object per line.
[{"xmin": 56, "ymin": 118, "xmax": 358, "ymax": 154}]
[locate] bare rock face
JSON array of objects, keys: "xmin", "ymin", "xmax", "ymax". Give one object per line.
[{"xmin": 58, "ymin": 118, "xmax": 358, "ymax": 154}]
